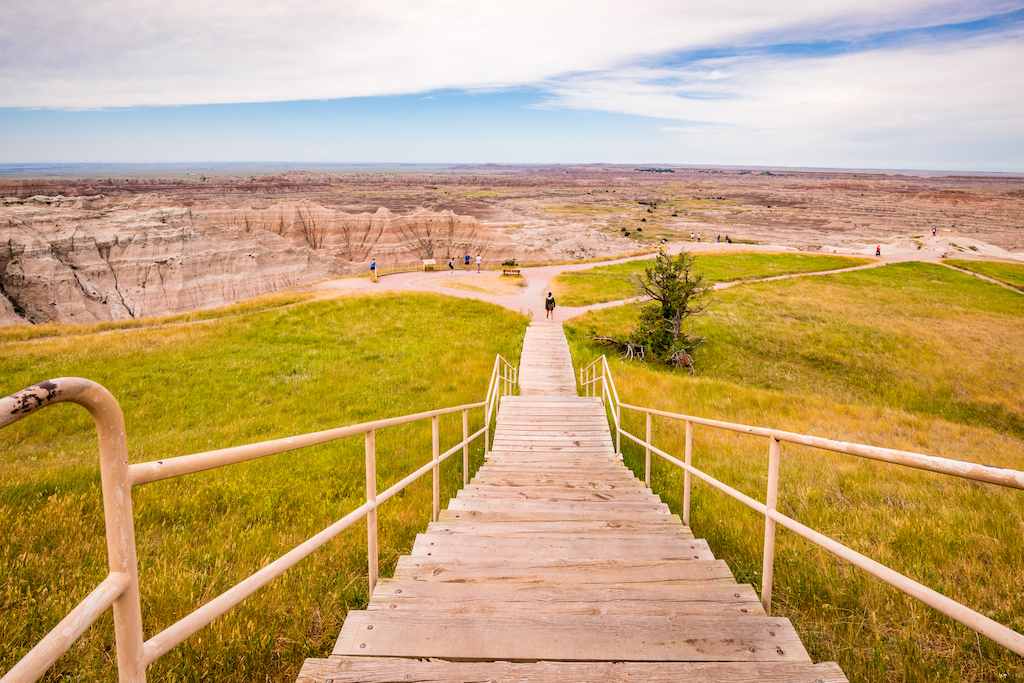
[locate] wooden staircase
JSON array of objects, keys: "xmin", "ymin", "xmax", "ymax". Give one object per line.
[{"xmin": 297, "ymin": 323, "xmax": 847, "ymax": 682}]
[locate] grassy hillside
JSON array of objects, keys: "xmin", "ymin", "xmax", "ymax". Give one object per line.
[
  {"xmin": 944, "ymin": 259, "xmax": 1024, "ymax": 291},
  {"xmin": 552, "ymin": 251, "xmax": 873, "ymax": 306},
  {"xmin": 0, "ymin": 293, "xmax": 528, "ymax": 682},
  {"xmin": 565, "ymin": 262, "xmax": 1024, "ymax": 682}
]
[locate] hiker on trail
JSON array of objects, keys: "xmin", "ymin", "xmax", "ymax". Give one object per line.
[
  {"xmin": 370, "ymin": 259, "xmax": 376, "ymax": 281},
  {"xmin": 697, "ymin": 232, "xmax": 702, "ymax": 242},
  {"xmin": 932, "ymin": 227, "xmax": 937, "ymax": 236},
  {"xmin": 464, "ymin": 252, "xmax": 471, "ymax": 269},
  {"xmin": 545, "ymin": 292, "xmax": 556, "ymax": 321},
  {"xmin": 448, "ymin": 257, "xmax": 454, "ymax": 275},
  {"xmin": 726, "ymin": 235, "xmax": 732, "ymax": 243},
  {"xmin": 690, "ymin": 232, "xmax": 695, "ymax": 241},
  {"xmin": 476, "ymin": 255, "xmax": 482, "ymax": 272},
  {"xmin": 876, "ymin": 246, "xmax": 881, "ymax": 256},
  {"xmin": 717, "ymin": 235, "xmax": 721, "ymax": 243}
]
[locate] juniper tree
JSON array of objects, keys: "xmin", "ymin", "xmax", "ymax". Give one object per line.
[{"xmin": 595, "ymin": 250, "xmax": 713, "ymax": 370}]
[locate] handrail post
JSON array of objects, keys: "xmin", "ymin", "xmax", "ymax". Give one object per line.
[
  {"xmin": 645, "ymin": 411, "xmax": 652, "ymax": 488},
  {"xmin": 683, "ymin": 420, "xmax": 693, "ymax": 527},
  {"xmin": 431, "ymin": 415, "xmax": 440, "ymax": 523},
  {"xmin": 616, "ymin": 403, "xmax": 621, "ymax": 456},
  {"xmin": 95, "ymin": 389, "xmax": 146, "ymax": 683},
  {"xmin": 364, "ymin": 429, "xmax": 378, "ymax": 596},
  {"xmin": 462, "ymin": 408, "xmax": 469, "ymax": 487},
  {"xmin": 762, "ymin": 438, "xmax": 781, "ymax": 615},
  {"xmin": 484, "ymin": 403, "xmax": 491, "ymax": 458}
]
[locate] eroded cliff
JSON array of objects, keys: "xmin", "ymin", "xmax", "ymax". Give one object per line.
[{"xmin": 0, "ymin": 195, "xmax": 540, "ymax": 325}]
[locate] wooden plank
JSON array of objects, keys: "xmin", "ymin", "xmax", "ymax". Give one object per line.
[
  {"xmin": 447, "ymin": 499, "xmax": 669, "ymax": 513},
  {"xmin": 332, "ymin": 612, "xmax": 812, "ymax": 662},
  {"xmin": 426, "ymin": 524, "xmax": 693, "ymax": 540},
  {"xmin": 410, "ymin": 534, "xmax": 714, "ymax": 560},
  {"xmin": 299, "ymin": 657, "xmax": 850, "ymax": 683},
  {"xmin": 466, "ymin": 481, "xmax": 643, "ymax": 491},
  {"xmin": 490, "ymin": 441, "xmax": 613, "ymax": 447},
  {"xmin": 392, "ymin": 556, "xmax": 737, "ymax": 585},
  {"xmin": 473, "ymin": 467, "xmax": 633, "ymax": 478},
  {"xmin": 471, "ymin": 473, "xmax": 640, "ymax": 483},
  {"xmin": 475, "ymin": 463, "xmax": 632, "ymax": 471},
  {"xmin": 461, "ymin": 481, "xmax": 645, "ymax": 493},
  {"xmin": 480, "ymin": 456, "xmax": 622, "ymax": 466},
  {"xmin": 369, "ymin": 580, "xmax": 763, "ymax": 616},
  {"xmin": 456, "ymin": 489, "xmax": 660, "ymax": 502},
  {"xmin": 437, "ymin": 509, "xmax": 683, "ymax": 524}
]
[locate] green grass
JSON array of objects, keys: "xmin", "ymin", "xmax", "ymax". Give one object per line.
[
  {"xmin": 944, "ymin": 259, "xmax": 1024, "ymax": 291},
  {"xmin": 565, "ymin": 262, "xmax": 1024, "ymax": 682},
  {"xmin": 553, "ymin": 251, "xmax": 874, "ymax": 306},
  {"xmin": 0, "ymin": 291, "xmax": 319, "ymax": 343},
  {"xmin": 0, "ymin": 293, "xmax": 528, "ymax": 682}
]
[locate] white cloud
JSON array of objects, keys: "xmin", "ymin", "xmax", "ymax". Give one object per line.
[
  {"xmin": 1, "ymin": 0, "xmax": 1019, "ymax": 108},
  {"xmin": 539, "ymin": 28, "xmax": 1024, "ymax": 168}
]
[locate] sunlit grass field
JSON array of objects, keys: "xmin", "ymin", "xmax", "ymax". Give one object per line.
[
  {"xmin": 0, "ymin": 293, "xmax": 527, "ymax": 682},
  {"xmin": 565, "ymin": 261, "xmax": 1024, "ymax": 682},
  {"xmin": 0, "ymin": 291, "xmax": 319, "ymax": 343},
  {"xmin": 944, "ymin": 259, "xmax": 1024, "ymax": 291},
  {"xmin": 552, "ymin": 251, "xmax": 874, "ymax": 306}
]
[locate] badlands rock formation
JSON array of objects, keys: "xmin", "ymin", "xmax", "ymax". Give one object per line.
[
  {"xmin": 201, "ymin": 201, "xmax": 530, "ymax": 270},
  {"xmin": 1, "ymin": 195, "xmax": 526, "ymax": 325}
]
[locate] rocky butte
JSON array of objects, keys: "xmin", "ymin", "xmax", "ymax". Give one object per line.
[{"xmin": 0, "ymin": 195, "xmax": 536, "ymax": 325}]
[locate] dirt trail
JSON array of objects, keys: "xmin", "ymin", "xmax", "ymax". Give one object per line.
[{"xmin": 313, "ymin": 241, "xmax": 981, "ymax": 321}]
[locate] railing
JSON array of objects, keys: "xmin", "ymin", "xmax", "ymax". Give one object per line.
[
  {"xmin": 579, "ymin": 354, "xmax": 1024, "ymax": 658},
  {"xmin": 0, "ymin": 354, "xmax": 518, "ymax": 683}
]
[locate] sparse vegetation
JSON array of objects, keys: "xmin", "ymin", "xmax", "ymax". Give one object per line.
[
  {"xmin": 0, "ymin": 293, "xmax": 527, "ymax": 682},
  {"xmin": 565, "ymin": 262, "xmax": 1024, "ymax": 682}
]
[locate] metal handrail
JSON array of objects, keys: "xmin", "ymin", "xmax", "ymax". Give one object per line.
[
  {"xmin": 0, "ymin": 355, "xmax": 517, "ymax": 683},
  {"xmin": 580, "ymin": 354, "xmax": 1024, "ymax": 659}
]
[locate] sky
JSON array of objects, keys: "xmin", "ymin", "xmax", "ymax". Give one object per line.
[{"xmin": 2, "ymin": 1, "xmax": 1023, "ymax": 171}]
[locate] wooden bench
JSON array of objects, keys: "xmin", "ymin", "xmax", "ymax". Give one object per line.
[{"xmin": 502, "ymin": 268, "xmax": 521, "ymax": 276}]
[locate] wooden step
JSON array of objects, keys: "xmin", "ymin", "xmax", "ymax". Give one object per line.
[
  {"xmin": 438, "ymin": 508, "xmax": 684, "ymax": 523},
  {"xmin": 447, "ymin": 498, "xmax": 670, "ymax": 514},
  {"xmin": 409, "ymin": 534, "xmax": 712, "ymax": 560},
  {"xmin": 332, "ymin": 612, "xmax": 812, "ymax": 662},
  {"xmin": 426, "ymin": 522, "xmax": 694, "ymax": 539},
  {"xmin": 392, "ymin": 556, "xmax": 738, "ymax": 585},
  {"xmin": 298, "ymin": 657, "xmax": 849, "ymax": 682},
  {"xmin": 369, "ymin": 579, "xmax": 764, "ymax": 616},
  {"xmin": 456, "ymin": 489, "xmax": 660, "ymax": 502}
]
